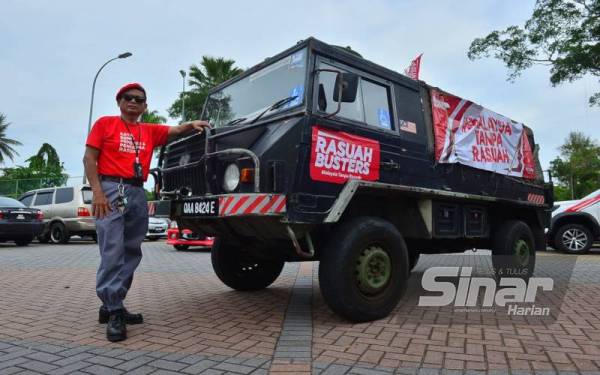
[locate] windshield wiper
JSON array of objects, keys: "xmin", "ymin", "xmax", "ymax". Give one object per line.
[
  {"xmin": 249, "ymin": 95, "xmax": 298, "ymax": 124},
  {"xmin": 225, "ymin": 117, "xmax": 247, "ymax": 126}
]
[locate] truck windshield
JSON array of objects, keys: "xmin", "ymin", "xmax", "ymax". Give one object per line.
[{"xmin": 204, "ymin": 48, "xmax": 308, "ymax": 128}]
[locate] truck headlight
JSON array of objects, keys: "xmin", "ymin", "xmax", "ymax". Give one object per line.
[{"xmin": 223, "ymin": 163, "xmax": 240, "ymax": 192}]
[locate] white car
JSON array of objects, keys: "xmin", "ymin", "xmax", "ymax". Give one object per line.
[
  {"xmin": 146, "ymin": 217, "xmax": 170, "ymax": 241},
  {"xmin": 549, "ymin": 189, "xmax": 600, "ymax": 253}
]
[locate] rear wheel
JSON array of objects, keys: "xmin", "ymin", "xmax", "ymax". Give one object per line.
[
  {"xmin": 50, "ymin": 222, "xmax": 69, "ymax": 244},
  {"xmin": 492, "ymin": 220, "xmax": 535, "ymax": 279},
  {"xmin": 211, "ymin": 239, "xmax": 284, "ymax": 291},
  {"xmin": 15, "ymin": 237, "xmax": 33, "ymax": 246},
  {"xmin": 174, "ymin": 244, "xmax": 189, "ymax": 251},
  {"xmin": 319, "ymin": 217, "xmax": 409, "ymax": 322},
  {"xmin": 554, "ymin": 224, "xmax": 593, "ymax": 254}
]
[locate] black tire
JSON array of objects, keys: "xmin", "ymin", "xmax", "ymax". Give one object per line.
[
  {"xmin": 211, "ymin": 238, "xmax": 284, "ymax": 291},
  {"xmin": 50, "ymin": 222, "xmax": 70, "ymax": 244},
  {"xmin": 409, "ymin": 251, "xmax": 420, "ymax": 271},
  {"xmin": 15, "ymin": 237, "xmax": 32, "ymax": 246},
  {"xmin": 37, "ymin": 232, "xmax": 50, "ymax": 243},
  {"xmin": 318, "ymin": 217, "xmax": 409, "ymax": 322},
  {"xmin": 554, "ymin": 223, "xmax": 593, "ymax": 254},
  {"xmin": 492, "ymin": 220, "xmax": 536, "ymax": 279},
  {"xmin": 174, "ymin": 244, "xmax": 189, "ymax": 251}
]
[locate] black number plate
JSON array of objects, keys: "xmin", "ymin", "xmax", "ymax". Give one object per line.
[{"xmin": 181, "ymin": 198, "xmax": 219, "ymax": 217}]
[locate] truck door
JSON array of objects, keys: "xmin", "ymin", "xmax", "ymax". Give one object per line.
[
  {"xmin": 312, "ymin": 57, "xmax": 431, "ymax": 187},
  {"xmin": 313, "ymin": 58, "xmax": 401, "ymax": 185}
]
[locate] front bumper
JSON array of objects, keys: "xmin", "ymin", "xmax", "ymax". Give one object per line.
[
  {"xmin": 147, "ymin": 225, "xmax": 168, "ymax": 237},
  {"xmin": 166, "ymin": 228, "xmax": 214, "ymax": 247},
  {"xmin": 173, "ymin": 193, "xmax": 287, "ymax": 218}
]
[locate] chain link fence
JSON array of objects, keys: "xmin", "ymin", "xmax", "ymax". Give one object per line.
[{"xmin": 0, "ymin": 176, "xmax": 84, "ymax": 198}]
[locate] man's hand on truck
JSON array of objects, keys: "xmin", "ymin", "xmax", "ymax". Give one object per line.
[{"xmin": 167, "ymin": 120, "xmax": 212, "ymax": 142}]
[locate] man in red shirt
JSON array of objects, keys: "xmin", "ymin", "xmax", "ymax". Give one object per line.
[{"xmin": 83, "ymin": 83, "xmax": 209, "ymax": 342}]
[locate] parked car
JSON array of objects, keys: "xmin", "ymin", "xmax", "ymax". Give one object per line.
[
  {"xmin": 166, "ymin": 221, "xmax": 214, "ymax": 251},
  {"xmin": 0, "ymin": 196, "xmax": 44, "ymax": 246},
  {"xmin": 548, "ymin": 189, "xmax": 600, "ymax": 253},
  {"xmin": 146, "ymin": 217, "xmax": 170, "ymax": 241},
  {"xmin": 19, "ymin": 185, "xmax": 95, "ymax": 244}
]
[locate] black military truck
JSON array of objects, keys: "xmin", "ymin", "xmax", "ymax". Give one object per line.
[{"xmin": 155, "ymin": 37, "xmax": 553, "ymax": 322}]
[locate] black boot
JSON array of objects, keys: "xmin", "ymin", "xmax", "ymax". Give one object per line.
[
  {"xmin": 99, "ymin": 306, "xmax": 143, "ymax": 325},
  {"xmin": 106, "ymin": 310, "xmax": 127, "ymax": 342}
]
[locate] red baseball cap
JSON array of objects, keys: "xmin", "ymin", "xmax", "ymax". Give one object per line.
[{"xmin": 116, "ymin": 82, "xmax": 146, "ymax": 101}]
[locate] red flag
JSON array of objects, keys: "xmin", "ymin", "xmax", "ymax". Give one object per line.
[{"xmin": 404, "ymin": 54, "xmax": 423, "ymax": 80}]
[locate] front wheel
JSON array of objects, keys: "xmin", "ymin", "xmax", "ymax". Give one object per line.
[
  {"xmin": 554, "ymin": 224, "xmax": 593, "ymax": 254},
  {"xmin": 319, "ymin": 217, "xmax": 409, "ymax": 322},
  {"xmin": 211, "ymin": 239, "xmax": 284, "ymax": 291},
  {"xmin": 492, "ymin": 220, "xmax": 536, "ymax": 279}
]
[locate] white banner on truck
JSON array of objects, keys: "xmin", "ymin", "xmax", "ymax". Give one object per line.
[{"xmin": 431, "ymin": 89, "xmax": 535, "ymax": 179}]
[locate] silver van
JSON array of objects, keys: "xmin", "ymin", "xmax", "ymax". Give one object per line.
[{"xmin": 19, "ymin": 185, "xmax": 95, "ymax": 244}]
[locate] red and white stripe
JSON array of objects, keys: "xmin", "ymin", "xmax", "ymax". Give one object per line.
[
  {"xmin": 527, "ymin": 193, "xmax": 545, "ymax": 205},
  {"xmin": 566, "ymin": 194, "xmax": 600, "ymax": 213},
  {"xmin": 218, "ymin": 194, "xmax": 286, "ymax": 217}
]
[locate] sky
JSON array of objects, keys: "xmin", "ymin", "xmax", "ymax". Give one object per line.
[{"xmin": 1, "ymin": 0, "xmax": 598, "ymax": 184}]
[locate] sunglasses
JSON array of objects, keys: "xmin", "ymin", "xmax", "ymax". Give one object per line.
[{"xmin": 121, "ymin": 94, "xmax": 146, "ymax": 104}]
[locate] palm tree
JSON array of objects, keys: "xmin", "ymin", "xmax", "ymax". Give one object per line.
[
  {"xmin": 0, "ymin": 113, "xmax": 22, "ymax": 164},
  {"xmin": 189, "ymin": 56, "xmax": 244, "ymax": 90},
  {"xmin": 25, "ymin": 143, "xmax": 61, "ymax": 170},
  {"xmin": 168, "ymin": 57, "xmax": 243, "ymax": 121},
  {"xmin": 141, "ymin": 110, "xmax": 167, "ymax": 124}
]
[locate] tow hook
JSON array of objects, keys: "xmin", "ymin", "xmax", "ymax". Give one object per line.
[{"xmin": 286, "ymin": 225, "xmax": 315, "ymax": 258}]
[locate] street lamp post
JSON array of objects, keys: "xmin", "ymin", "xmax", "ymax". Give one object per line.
[
  {"xmin": 179, "ymin": 70, "xmax": 186, "ymax": 123},
  {"xmin": 83, "ymin": 52, "xmax": 132, "ymax": 184}
]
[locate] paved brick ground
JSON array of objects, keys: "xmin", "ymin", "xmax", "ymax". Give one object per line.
[{"xmin": 1, "ymin": 240, "xmax": 599, "ymax": 374}]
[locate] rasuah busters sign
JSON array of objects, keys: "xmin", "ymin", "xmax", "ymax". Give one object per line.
[
  {"xmin": 310, "ymin": 126, "xmax": 380, "ymax": 184},
  {"xmin": 431, "ymin": 89, "xmax": 535, "ymax": 179}
]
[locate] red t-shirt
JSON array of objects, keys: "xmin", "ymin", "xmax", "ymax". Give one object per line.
[{"xmin": 86, "ymin": 116, "xmax": 170, "ymax": 181}]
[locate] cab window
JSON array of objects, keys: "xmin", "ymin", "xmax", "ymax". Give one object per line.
[{"xmin": 316, "ymin": 62, "xmax": 393, "ymax": 131}]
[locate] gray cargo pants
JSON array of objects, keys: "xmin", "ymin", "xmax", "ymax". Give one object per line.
[{"xmin": 95, "ymin": 180, "xmax": 148, "ymax": 312}]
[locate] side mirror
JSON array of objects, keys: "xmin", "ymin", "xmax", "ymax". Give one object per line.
[{"xmin": 333, "ymin": 73, "xmax": 359, "ymax": 102}]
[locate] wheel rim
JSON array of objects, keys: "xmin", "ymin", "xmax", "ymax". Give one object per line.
[
  {"xmin": 356, "ymin": 245, "xmax": 392, "ymax": 295},
  {"xmin": 240, "ymin": 262, "xmax": 260, "ymax": 273},
  {"xmin": 562, "ymin": 228, "xmax": 588, "ymax": 251},
  {"xmin": 514, "ymin": 239, "xmax": 530, "ymax": 267},
  {"xmin": 51, "ymin": 227, "xmax": 62, "ymax": 242}
]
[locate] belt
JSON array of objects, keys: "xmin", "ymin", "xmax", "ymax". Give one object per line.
[{"xmin": 100, "ymin": 175, "xmax": 143, "ymax": 187}]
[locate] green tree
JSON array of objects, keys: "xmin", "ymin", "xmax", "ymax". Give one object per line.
[
  {"xmin": 468, "ymin": 0, "xmax": 600, "ymax": 106},
  {"xmin": 141, "ymin": 109, "xmax": 167, "ymax": 124},
  {"xmin": 168, "ymin": 56, "xmax": 243, "ymax": 122},
  {"xmin": 0, "ymin": 113, "xmax": 22, "ymax": 164},
  {"xmin": 0, "ymin": 143, "xmax": 68, "ymax": 197},
  {"xmin": 549, "ymin": 132, "xmax": 600, "ymax": 200}
]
